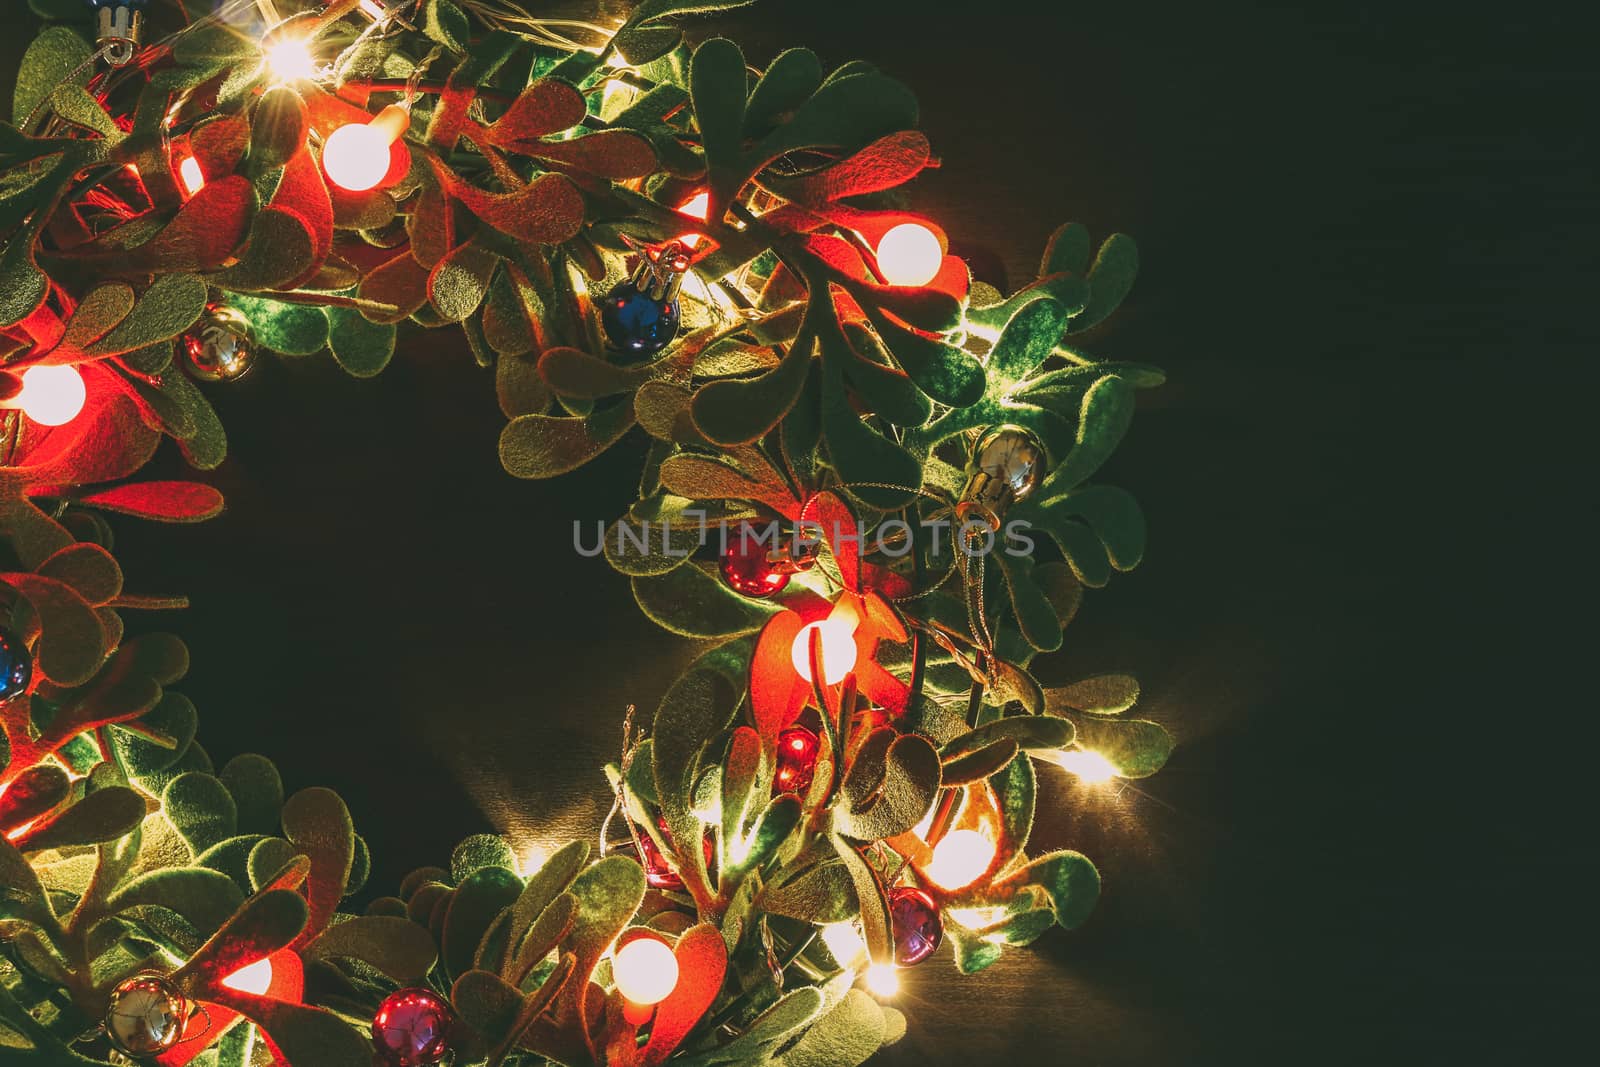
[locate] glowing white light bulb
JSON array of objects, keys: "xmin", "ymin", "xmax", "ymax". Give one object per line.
[
  {"xmin": 264, "ymin": 38, "xmax": 318, "ymax": 84},
  {"xmin": 863, "ymin": 963, "xmax": 899, "ymax": 998},
  {"xmin": 820, "ymin": 922, "xmax": 866, "ymax": 965},
  {"xmin": 790, "ymin": 607, "xmax": 857, "ymax": 684},
  {"xmin": 1054, "ymin": 749, "xmax": 1119, "ymax": 784},
  {"xmin": 612, "ymin": 938, "xmax": 679, "ymax": 1006},
  {"xmin": 178, "ymin": 154, "xmax": 205, "ymax": 197},
  {"xmin": 221, "ymin": 957, "xmax": 273, "ymax": 995},
  {"xmin": 13, "ymin": 365, "xmax": 86, "ymax": 426},
  {"xmin": 875, "ymin": 223, "xmax": 943, "ymax": 287},
  {"xmin": 925, "ymin": 828, "xmax": 996, "ymax": 890}
]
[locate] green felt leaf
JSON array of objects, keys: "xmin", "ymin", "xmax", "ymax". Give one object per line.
[
  {"xmin": 12, "ymin": 786, "xmax": 142, "ymax": 852},
  {"xmin": 994, "ymin": 551, "xmax": 1063, "ymax": 652},
  {"xmin": 719, "ymin": 726, "xmax": 761, "ymax": 865},
  {"xmin": 1068, "ymin": 716, "xmax": 1174, "ymax": 778},
  {"xmin": 998, "ymin": 849, "xmax": 1101, "ymax": 929},
  {"xmin": 1070, "ymin": 233, "xmax": 1139, "ymax": 333},
  {"xmin": 36, "ymin": 542, "xmax": 121, "ymax": 604},
  {"xmin": 81, "ymin": 275, "xmax": 206, "ymax": 356},
  {"xmin": 247, "ymin": 837, "xmax": 299, "ymax": 892},
  {"xmin": 698, "ymin": 987, "xmax": 824, "ymax": 1065},
  {"xmin": 986, "ymin": 296, "xmax": 1072, "ymax": 385},
  {"xmin": 219, "ymin": 754, "xmax": 283, "ymax": 836},
  {"xmin": 163, "ymin": 772, "xmax": 237, "ymax": 855},
  {"xmin": 776, "ymin": 988, "xmax": 888, "ymax": 1067},
  {"xmin": 506, "ymin": 839, "xmax": 588, "ymax": 960},
  {"xmin": 632, "ymin": 563, "xmax": 778, "ymax": 639},
  {"xmin": 1048, "ymin": 674, "xmax": 1140, "ymax": 715},
  {"xmin": 210, "ymin": 206, "xmax": 308, "ymax": 291},
  {"xmin": 14, "ymin": 26, "xmax": 90, "ymax": 127},
  {"xmin": 499, "ymin": 402, "xmax": 636, "ymax": 479},
  {"xmin": 723, "ymin": 792, "xmax": 799, "ymax": 879},
  {"xmin": 1035, "ymin": 374, "xmax": 1135, "ymax": 496},
  {"xmin": 325, "ymin": 306, "xmax": 396, "ymax": 377},
  {"xmin": 941, "ymin": 738, "xmax": 1020, "ymax": 785},
  {"xmin": 228, "ymin": 295, "xmax": 330, "ymax": 355},
  {"xmin": 1042, "ymin": 222, "xmax": 1092, "ymax": 278},
  {"xmin": 760, "ymin": 859, "xmax": 856, "ymax": 923},
  {"xmin": 691, "ymin": 332, "xmax": 812, "ymax": 446},
  {"xmin": 430, "ymin": 241, "xmax": 499, "ymax": 322},
  {"xmin": 0, "ymin": 217, "xmax": 49, "ymax": 330},
  {"xmin": 58, "ymin": 283, "xmax": 134, "ymax": 352},
  {"xmin": 106, "ymin": 867, "xmax": 244, "ymax": 936},
  {"xmin": 820, "ymin": 362, "xmax": 921, "ymax": 510},
  {"xmin": 252, "ymin": 86, "xmax": 309, "ymax": 172},
  {"xmin": 0, "ymin": 838, "xmax": 50, "ymax": 924},
  {"xmin": 943, "ymin": 716, "xmax": 1075, "ymax": 761},
  {"xmin": 836, "ymin": 732, "xmax": 940, "ymax": 841},
  {"xmin": 423, "ymin": 0, "xmax": 472, "ymax": 53},
  {"xmin": 556, "ymin": 855, "xmax": 647, "ymax": 1045},
  {"xmin": 280, "ymin": 787, "xmax": 355, "ymax": 946},
  {"xmin": 689, "ymin": 38, "xmax": 749, "ymax": 210},
  {"xmin": 443, "ymin": 865, "xmax": 523, "ymax": 981},
  {"xmin": 870, "ymin": 314, "xmax": 984, "ymax": 408},
  {"xmin": 1038, "ymin": 486, "xmax": 1146, "ymax": 570},
  {"xmin": 948, "ymin": 923, "xmax": 1005, "ymax": 974},
  {"xmin": 452, "ymin": 834, "xmax": 518, "ymax": 883},
  {"xmin": 508, "ymin": 892, "xmax": 577, "ymax": 987},
  {"xmin": 744, "ymin": 48, "xmax": 823, "ymax": 135},
  {"xmin": 652, "ymin": 669, "xmax": 730, "ymax": 899}
]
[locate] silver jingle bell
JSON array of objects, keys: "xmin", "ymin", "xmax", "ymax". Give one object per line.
[
  {"xmin": 183, "ymin": 307, "xmax": 256, "ymax": 383},
  {"xmin": 957, "ymin": 425, "xmax": 1047, "ymax": 528},
  {"xmin": 104, "ymin": 972, "xmax": 190, "ymax": 1057}
]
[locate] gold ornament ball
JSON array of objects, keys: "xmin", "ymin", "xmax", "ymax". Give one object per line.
[
  {"xmin": 104, "ymin": 973, "xmax": 189, "ymax": 1057},
  {"xmin": 958, "ymin": 425, "xmax": 1047, "ymax": 525},
  {"xmin": 183, "ymin": 307, "xmax": 256, "ymax": 383}
]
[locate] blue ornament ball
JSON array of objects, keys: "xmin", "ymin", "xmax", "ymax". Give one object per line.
[
  {"xmin": 0, "ymin": 626, "xmax": 32, "ymax": 703},
  {"xmin": 601, "ymin": 280, "xmax": 679, "ymax": 360}
]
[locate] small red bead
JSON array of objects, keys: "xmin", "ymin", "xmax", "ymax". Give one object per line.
[
  {"xmin": 720, "ymin": 525, "xmax": 790, "ymax": 598},
  {"xmin": 371, "ymin": 987, "xmax": 454, "ymax": 1066},
  {"xmin": 773, "ymin": 727, "xmax": 820, "ymax": 797},
  {"xmin": 888, "ymin": 886, "xmax": 943, "ymax": 966}
]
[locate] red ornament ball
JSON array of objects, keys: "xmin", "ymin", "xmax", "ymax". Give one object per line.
[
  {"xmin": 372, "ymin": 987, "xmax": 454, "ymax": 1067},
  {"xmin": 720, "ymin": 525, "xmax": 790, "ymax": 598},
  {"xmin": 637, "ymin": 818, "xmax": 715, "ymax": 891},
  {"xmin": 889, "ymin": 886, "xmax": 943, "ymax": 966},
  {"xmin": 773, "ymin": 727, "xmax": 820, "ymax": 796}
]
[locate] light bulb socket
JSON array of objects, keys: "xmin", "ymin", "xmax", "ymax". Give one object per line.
[
  {"xmin": 629, "ymin": 240, "xmax": 692, "ymax": 301},
  {"xmin": 95, "ymin": 7, "xmax": 144, "ymax": 68}
]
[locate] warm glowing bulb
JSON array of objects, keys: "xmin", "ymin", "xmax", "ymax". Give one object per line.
[
  {"xmin": 264, "ymin": 38, "xmax": 318, "ymax": 83},
  {"xmin": 221, "ymin": 957, "xmax": 273, "ymax": 995},
  {"xmin": 864, "ymin": 963, "xmax": 899, "ymax": 998},
  {"xmin": 925, "ymin": 829, "xmax": 996, "ymax": 890},
  {"xmin": 680, "ymin": 192, "xmax": 710, "ymax": 221},
  {"xmin": 875, "ymin": 223, "xmax": 943, "ymax": 287},
  {"xmin": 820, "ymin": 922, "xmax": 866, "ymax": 965},
  {"xmin": 322, "ymin": 123, "xmax": 392, "ymax": 192},
  {"xmin": 790, "ymin": 618, "xmax": 858, "ymax": 685},
  {"xmin": 178, "ymin": 155, "xmax": 205, "ymax": 197},
  {"xmin": 613, "ymin": 938, "xmax": 679, "ymax": 1006},
  {"xmin": 518, "ymin": 845, "xmax": 548, "ymax": 878},
  {"xmin": 14, "ymin": 365, "xmax": 86, "ymax": 426},
  {"xmin": 1054, "ymin": 749, "xmax": 1118, "ymax": 784}
]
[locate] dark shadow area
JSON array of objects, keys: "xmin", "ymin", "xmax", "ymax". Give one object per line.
[{"xmin": 5, "ymin": 1, "xmax": 1590, "ymax": 1062}]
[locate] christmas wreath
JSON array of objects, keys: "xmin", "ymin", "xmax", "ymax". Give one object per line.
[{"xmin": 0, "ymin": 3, "xmax": 1173, "ymax": 1065}]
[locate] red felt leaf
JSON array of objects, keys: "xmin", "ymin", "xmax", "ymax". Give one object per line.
[
  {"xmin": 803, "ymin": 233, "xmax": 872, "ymax": 281},
  {"xmin": 522, "ymin": 129, "xmax": 658, "ymax": 179},
  {"xmin": 268, "ymin": 148, "xmax": 334, "ymax": 288},
  {"xmin": 190, "ymin": 114, "xmax": 251, "ymax": 179},
  {"xmin": 303, "ymin": 86, "xmax": 381, "ymax": 137},
  {"xmin": 488, "ymin": 79, "xmax": 587, "ymax": 145},
  {"xmin": 762, "ymin": 130, "xmax": 933, "ymax": 204},
  {"xmin": 9, "ymin": 373, "xmax": 160, "ymax": 490},
  {"xmin": 111, "ymin": 176, "xmax": 256, "ymax": 274},
  {"xmin": 428, "ymin": 160, "xmax": 584, "ymax": 244},
  {"xmin": 358, "ymin": 249, "xmax": 431, "ymax": 323},
  {"xmin": 749, "ymin": 610, "xmax": 809, "ymax": 744},
  {"xmin": 802, "ymin": 490, "xmax": 862, "ymax": 591},
  {"xmin": 73, "ymin": 481, "xmax": 224, "ymax": 522},
  {"xmin": 641, "ymin": 925, "xmax": 727, "ymax": 1066}
]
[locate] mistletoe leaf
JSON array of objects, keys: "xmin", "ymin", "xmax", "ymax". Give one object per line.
[
  {"xmin": 326, "ymin": 306, "xmax": 397, "ymax": 377},
  {"xmin": 13, "ymin": 786, "xmax": 144, "ymax": 852},
  {"xmin": 1070, "ymin": 233, "xmax": 1138, "ymax": 333},
  {"xmin": 227, "ymin": 295, "xmax": 330, "ymax": 355},
  {"xmin": 996, "ymin": 849, "xmax": 1101, "ymax": 929},
  {"xmin": 743, "ymin": 48, "xmax": 823, "ymax": 135},
  {"xmin": 499, "ymin": 403, "xmax": 636, "ymax": 478},
  {"xmin": 633, "ymin": 564, "xmax": 779, "ymax": 639},
  {"xmin": 14, "ymin": 26, "xmax": 91, "ymax": 127},
  {"xmin": 1, "ymin": 572, "xmax": 105, "ymax": 685},
  {"xmin": 1036, "ymin": 375, "xmax": 1136, "ymax": 496},
  {"xmin": 489, "ymin": 79, "xmax": 587, "ymax": 144},
  {"xmin": 106, "ymin": 867, "xmax": 244, "ymax": 936},
  {"xmin": 775, "ymin": 988, "xmax": 890, "ymax": 1067},
  {"xmin": 1047, "ymin": 674, "xmax": 1140, "ymax": 715},
  {"xmin": 641, "ymin": 923, "xmax": 728, "ymax": 1065},
  {"xmin": 443, "ymin": 865, "xmax": 523, "ymax": 982},
  {"xmin": 280, "ymin": 787, "xmax": 355, "ymax": 946},
  {"xmin": 85, "ymin": 274, "xmax": 208, "ymax": 357},
  {"xmin": 171, "ymin": 888, "xmax": 309, "ymax": 992},
  {"xmin": 1041, "ymin": 222, "xmax": 1092, "ymax": 278},
  {"xmin": 1068, "ymin": 716, "xmax": 1174, "ymax": 778}
]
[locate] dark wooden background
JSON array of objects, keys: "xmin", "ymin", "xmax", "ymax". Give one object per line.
[{"xmin": 5, "ymin": 1, "xmax": 1591, "ymax": 1062}]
